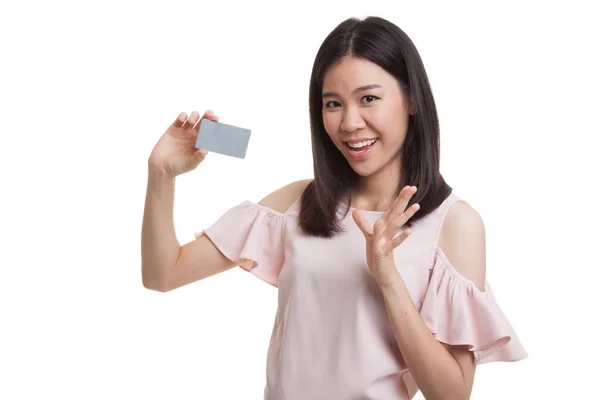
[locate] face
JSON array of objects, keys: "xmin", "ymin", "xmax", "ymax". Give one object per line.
[{"xmin": 321, "ymin": 56, "xmax": 415, "ymax": 177}]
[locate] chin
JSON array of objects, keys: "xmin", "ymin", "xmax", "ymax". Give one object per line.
[
  {"xmin": 346, "ymin": 153, "xmax": 401, "ymax": 179},
  {"xmin": 347, "ymin": 161, "xmax": 378, "ymax": 177}
]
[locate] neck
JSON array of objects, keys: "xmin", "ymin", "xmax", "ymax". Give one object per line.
[{"xmin": 353, "ymin": 157, "xmax": 403, "ymax": 211}]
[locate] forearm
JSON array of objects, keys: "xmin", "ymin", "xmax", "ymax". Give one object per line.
[
  {"xmin": 141, "ymin": 165, "xmax": 180, "ymax": 290},
  {"xmin": 379, "ymin": 275, "xmax": 467, "ymax": 400}
]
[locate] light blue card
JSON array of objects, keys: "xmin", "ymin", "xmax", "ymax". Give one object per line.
[{"xmin": 195, "ymin": 119, "xmax": 251, "ymax": 159}]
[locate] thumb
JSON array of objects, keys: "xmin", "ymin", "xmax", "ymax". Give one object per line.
[
  {"xmin": 352, "ymin": 209, "xmax": 373, "ymax": 237},
  {"xmin": 193, "ymin": 148, "xmax": 208, "ymax": 162}
]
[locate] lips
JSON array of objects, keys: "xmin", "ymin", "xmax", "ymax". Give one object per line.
[
  {"xmin": 344, "ymin": 138, "xmax": 378, "ymax": 149},
  {"xmin": 344, "ymin": 138, "xmax": 378, "ymax": 160}
]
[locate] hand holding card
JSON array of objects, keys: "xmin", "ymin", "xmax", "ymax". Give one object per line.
[
  {"xmin": 148, "ymin": 110, "xmax": 220, "ymax": 178},
  {"xmin": 195, "ymin": 119, "xmax": 251, "ymax": 159}
]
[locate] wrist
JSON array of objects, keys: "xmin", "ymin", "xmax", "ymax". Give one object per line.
[
  {"xmin": 147, "ymin": 165, "xmax": 176, "ymax": 191},
  {"xmin": 148, "ymin": 162, "xmax": 176, "ymax": 181},
  {"xmin": 375, "ymin": 269, "xmax": 405, "ymax": 291}
]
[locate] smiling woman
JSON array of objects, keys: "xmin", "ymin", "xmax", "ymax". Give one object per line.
[
  {"xmin": 142, "ymin": 14, "xmax": 528, "ymax": 400},
  {"xmin": 321, "ymin": 58, "xmax": 414, "ymax": 174},
  {"xmin": 300, "ymin": 18, "xmax": 445, "ymax": 238}
]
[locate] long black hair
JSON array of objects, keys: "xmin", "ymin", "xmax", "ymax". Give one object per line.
[{"xmin": 299, "ymin": 16, "xmax": 452, "ymax": 238}]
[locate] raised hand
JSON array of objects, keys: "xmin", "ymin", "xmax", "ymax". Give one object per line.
[
  {"xmin": 148, "ymin": 110, "xmax": 219, "ymax": 177},
  {"xmin": 352, "ymin": 185, "xmax": 420, "ymax": 287}
]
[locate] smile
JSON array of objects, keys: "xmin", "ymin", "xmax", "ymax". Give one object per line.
[
  {"xmin": 343, "ymin": 138, "xmax": 378, "ymax": 160},
  {"xmin": 344, "ymin": 138, "xmax": 378, "ymax": 149}
]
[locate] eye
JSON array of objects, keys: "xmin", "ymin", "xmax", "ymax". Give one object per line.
[
  {"xmin": 362, "ymin": 95, "xmax": 379, "ymax": 104},
  {"xmin": 325, "ymin": 96, "xmax": 379, "ymax": 109}
]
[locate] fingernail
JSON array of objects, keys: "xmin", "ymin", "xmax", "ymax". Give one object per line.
[{"xmin": 206, "ymin": 110, "xmax": 214, "ymax": 116}]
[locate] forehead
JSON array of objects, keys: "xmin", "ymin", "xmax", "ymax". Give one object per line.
[{"xmin": 322, "ymin": 56, "xmax": 391, "ymax": 89}]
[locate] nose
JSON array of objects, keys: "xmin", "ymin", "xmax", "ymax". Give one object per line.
[{"xmin": 340, "ymin": 106, "xmax": 366, "ymax": 133}]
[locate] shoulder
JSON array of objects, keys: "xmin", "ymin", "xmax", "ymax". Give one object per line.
[
  {"xmin": 258, "ymin": 179, "xmax": 313, "ymax": 214},
  {"xmin": 437, "ymin": 200, "xmax": 486, "ymax": 291}
]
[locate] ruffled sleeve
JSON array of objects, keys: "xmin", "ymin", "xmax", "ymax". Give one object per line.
[
  {"xmin": 194, "ymin": 201, "xmax": 286, "ymax": 288},
  {"xmin": 420, "ymin": 248, "xmax": 528, "ymax": 364}
]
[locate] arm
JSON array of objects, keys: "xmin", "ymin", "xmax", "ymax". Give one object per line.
[
  {"xmin": 141, "ymin": 165, "xmax": 186, "ymax": 291},
  {"xmin": 379, "ymin": 201, "xmax": 485, "ymax": 400},
  {"xmin": 140, "ymin": 171, "xmax": 311, "ymax": 292}
]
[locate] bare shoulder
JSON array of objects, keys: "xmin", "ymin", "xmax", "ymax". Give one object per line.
[
  {"xmin": 438, "ymin": 200, "xmax": 487, "ymax": 291},
  {"xmin": 440, "ymin": 201, "xmax": 485, "ymax": 239},
  {"xmin": 258, "ymin": 178, "xmax": 313, "ymax": 214}
]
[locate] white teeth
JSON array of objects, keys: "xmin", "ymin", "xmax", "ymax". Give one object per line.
[{"xmin": 348, "ymin": 139, "xmax": 377, "ymax": 149}]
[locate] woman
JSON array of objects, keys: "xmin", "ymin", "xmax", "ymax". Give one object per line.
[{"xmin": 142, "ymin": 16, "xmax": 527, "ymax": 400}]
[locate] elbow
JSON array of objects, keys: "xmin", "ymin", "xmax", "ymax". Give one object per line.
[
  {"xmin": 423, "ymin": 385, "xmax": 471, "ymax": 400},
  {"xmin": 441, "ymin": 385, "xmax": 471, "ymax": 400},
  {"xmin": 425, "ymin": 394, "xmax": 469, "ymax": 400},
  {"xmin": 142, "ymin": 279, "xmax": 168, "ymax": 292},
  {"xmin": 141, "ymin": 268, "xmax": 171, "ymax": 293},
  {"xmin": 448, "ymin": 388, "xmax": 471, "ymax": 400}
]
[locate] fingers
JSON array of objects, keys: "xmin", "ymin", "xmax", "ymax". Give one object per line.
[
  {"xmin": 397, "ymin": 185, "xmax": 417, "ymax": 209},
  {"xmin": 173, "ymin": 110, "xmax": 218, "ymax": 131},
  {"xmin": 183, "ymin": 111, "xmax": 201, "ymax": 129},
  {"xmin": 194, "ymin": 109, "xmax": 219, "ymax": 132},
  {"xmin": 202, "ymin": 109, "xmax": 217, "ymax": 120},
  {"xmin": 390, "ymin": 228, "xmax": 412, "ymax": 249},
  {"xmin": 375, "ymin": 185, "xmax": 418, "ymax": 242},
  {"xmin": 383, "ymin": 202, "xmax": 420, "ymax": 240},
  {"xmin": 387, "ymin": 185, "xmax": 417, "ymax": 221},
  {"xmin": 173, "ymin": 112, "xmax": 187, "ymax": 128}
]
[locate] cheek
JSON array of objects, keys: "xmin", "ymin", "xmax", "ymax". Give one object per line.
[
  {"xmin": 372, "ymin": 106, "xmax": 396, "ymax": 126},
  {"xmin": 373, "ymin": 108, "xmax": 409, "ymax": 142},
  {"xmin": 322, "ymin": 113, "xmax": 340, "ymax": 140}
]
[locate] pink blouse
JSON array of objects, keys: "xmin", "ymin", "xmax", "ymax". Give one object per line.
[{"xmin": 195, "ymin": 191, "xmax": 527, "ymax": 399}]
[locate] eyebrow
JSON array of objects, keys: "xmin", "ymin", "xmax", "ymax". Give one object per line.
[{"xmin": 322, "ymin": 84, "xmax": 382, "ymax": 99}]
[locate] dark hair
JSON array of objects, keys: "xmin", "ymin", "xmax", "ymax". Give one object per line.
[{"xmin": 298, "ymin": 16, "xmax": 453, "ymax": 238}]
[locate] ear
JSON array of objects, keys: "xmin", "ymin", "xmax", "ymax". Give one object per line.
[
  {"xmin": 407, "ymin": 96, "xmax": 416, "ymax": 116},
  {"xmin": 408, "ymin": 101, "xmax": 416, "ymax": 116}
]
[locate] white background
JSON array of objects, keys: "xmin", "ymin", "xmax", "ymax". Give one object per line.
[{"xmin": 1, "ymin": 0, "xmax": 598, "ymax": 399}]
